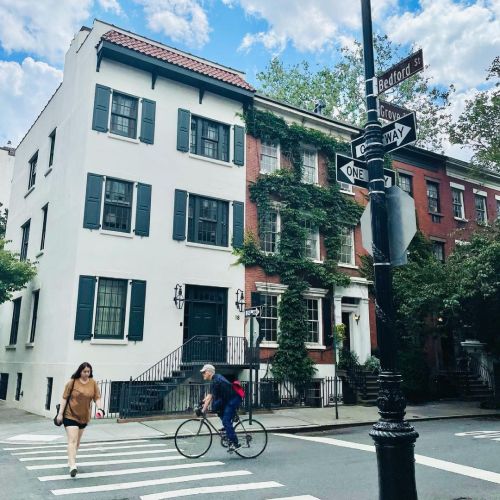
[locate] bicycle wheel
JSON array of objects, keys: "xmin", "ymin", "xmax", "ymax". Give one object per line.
[
  {"xmin": 174, "ymin": 419, "xmax": 213, "ymax": 458},
  {"xmin": 234, "ymin": 418, "xmax": 268, "ymax": 458}
]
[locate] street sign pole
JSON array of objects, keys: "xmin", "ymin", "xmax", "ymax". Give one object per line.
[
  {"xmin": 249, "ymin": 315, "xmax": 254, "ymax": 424},
  {"xmin": 360, "ymin": 1, "xmax": 419, "ymax": 499}
]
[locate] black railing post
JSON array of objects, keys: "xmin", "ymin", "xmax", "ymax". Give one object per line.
[{"xmin": 360, "ymin": 1, "xmax": 419, "ymax": 499}]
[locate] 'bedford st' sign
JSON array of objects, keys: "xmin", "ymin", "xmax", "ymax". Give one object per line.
[{"xmin": 377, "ymin": 49, "xmax": 424, "ymax": 94}]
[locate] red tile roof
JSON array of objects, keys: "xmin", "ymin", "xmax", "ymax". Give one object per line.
[{"xmin": 101, "ymin": 30, "xmax": 255, "ymax": 92}]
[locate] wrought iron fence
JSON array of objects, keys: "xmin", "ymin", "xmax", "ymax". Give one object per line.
[{"xmin": 93, "ymin": 376, "xmax": 343, "ymax": 419}]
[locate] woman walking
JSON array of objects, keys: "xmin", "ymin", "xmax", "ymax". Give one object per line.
[{"xmin": 55, "ymin": 362, "xmax": 103, "ymax": 477}]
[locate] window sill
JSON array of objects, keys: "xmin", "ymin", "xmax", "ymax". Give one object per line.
[
  {"xmin": 454, "ymin": 217, "xmax": 468, "ymax": 222},
  {"xmin": 5, "ymin": 345, "xmax": 16, "ymax": 350},
  {"xmin": 100, "ymin": 230, "xmax": 134, "ymax": 239},
  {"xmin": 338, "ymin": 263, "xmax": 359, "ymax": 269},
  {"xmin": 260, "ymin": 342, "xmax": 278, "ymax": 349},
  {"xmin": 90, "ymin": 338, "xmax": 128, "ymax": 345},
  {"xmin": 107, "ymin": 133, "xmax": 140, "ymax": 144},
  {"xmin": 189, "ymin": 153, "xmax": 232, "ymax": 168},
  {"xmin": 260, "ymin": 169, "xmax": 281, "ymax": 175},
  {"xmin": 44, "ymin": 167, "xmax": 53, "ymax": 177},
  {"xmin": 24, "ymin": 186, "xmax": 35, "ymax": 198},
  {"xmin": 428, "ymin": 212, "xmax": 443, "ymax": 217},
  {"xmin": 305, "ymin": 343, "xmax": 326, "ymax": 350},
  {"xmin": 35, "ymin": 251, "xmax": 44, "ymax": 258},
  {"xmin": 25, "ymin": 342, "xmax": 35, "ymax": 348},
  {"xmin": 185, "ymin": 241, "xmax": 232, "ymax": 252},
  {"xmin": 340, "ymin": 189, "xmax": 355, "ymax": 196}
]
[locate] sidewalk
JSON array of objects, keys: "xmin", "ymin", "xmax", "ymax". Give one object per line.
[{"xmin": 0, "ymin": 400, "xmax": 498, "ymax": 445}]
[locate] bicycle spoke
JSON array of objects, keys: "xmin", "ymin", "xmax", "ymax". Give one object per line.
[
  {"xmin": 174, "ymin": 419, "xmax": 213, "ymax": 459},
  {"xmin": 234, "ymin": 418, "xmax": 268, "ymax": 458}
]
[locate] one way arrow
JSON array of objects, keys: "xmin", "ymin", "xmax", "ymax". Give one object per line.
[{"xmin": 383, "ymin": 123, "xmax": 411, "ymax": 147}]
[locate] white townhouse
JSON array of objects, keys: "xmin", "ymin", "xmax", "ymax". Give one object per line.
[{"xmin": 0, "ymin": 20, "xmax": 254, "ymax": 416}]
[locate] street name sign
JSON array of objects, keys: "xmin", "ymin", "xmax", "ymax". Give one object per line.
[
  {"xmin": 245, "ymin": 307, "xmax": 260, "ymax": 317},
  {"xmin": 360, "ymin": 185, "xmax": 417, "ymax": 266},
  {"xmin": 376, "ymin": 48, "xmax": 424, "ymax": 94},
  {"xmin": 352, "ymin": 112, "xmax": 417, "ymax": 160},
  {"xmin": 336, "ymin": 154, "xmax": 395, "ymax": 188},
  {"xmin": 378, "ymin": 100, "xmax": 413, "ymax": 122}
]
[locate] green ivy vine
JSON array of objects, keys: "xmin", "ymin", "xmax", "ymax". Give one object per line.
[{"xmin": 237, "ymin": 108, "xmax": 364, "ymax": 383}]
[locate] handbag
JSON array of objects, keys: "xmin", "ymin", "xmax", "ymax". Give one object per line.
[{"xmin": 53, "ymin": 379, "xmax": 75, "ymax": 427}]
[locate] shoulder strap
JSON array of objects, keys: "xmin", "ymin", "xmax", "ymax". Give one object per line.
[{"xmin": 64, "ymin": 379, "xmax": 76, "ymax": 414}]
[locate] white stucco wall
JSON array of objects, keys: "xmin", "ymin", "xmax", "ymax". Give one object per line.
[
  {"xmin": 0, "ymin": 21, "xmax": 246, "ymax": 416},
  {"xmin": 0, "ymin": 147, "xmax": 15, "ymax": 211}
]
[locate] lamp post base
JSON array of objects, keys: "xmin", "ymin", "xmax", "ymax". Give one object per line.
[{"xmin": 369, "ymin": 371, "xmax": 419, "ymax": 500}]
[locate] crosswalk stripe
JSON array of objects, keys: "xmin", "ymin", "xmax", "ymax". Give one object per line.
[
  {"xmin": 266, "ymin": 496, "xmax": 320, "ymax": 500},
  {"xmin": 38, "ymin": 461, "xmax": 225, "ymax": 481},
  {"xmin": 140, "ymin": 481, "xmax": 284, "ymax": 500},
  {"xmin": 4, "ymin": 439, "xmax": 151, "ymax": 451},
  {"xmin": 27, "ymin": 455, "xmax": 186, "ymax": 470},
  {"xmin": 51, "ymin": 470, "xmax": 252, "ymax": 496},
  {"xmin": 14, "ymin": 443, "xmax": 168, "ymax": 455},
  {"xmin": 19, "ymin": 449, "xmax": 178, "ymax": 462}
]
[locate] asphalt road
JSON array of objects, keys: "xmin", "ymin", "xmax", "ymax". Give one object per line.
[{"xmin": 0, "ymin": 417, "xmax": 499, "ymax": 500}]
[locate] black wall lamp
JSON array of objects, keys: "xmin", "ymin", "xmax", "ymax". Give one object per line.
[
  {"xmin": 173, "ymin": 284, "xmax": 185, "ymax": 309},
  {"xmin": 235, "ymin": 288, "xmax": 245, "ymax": 312}
]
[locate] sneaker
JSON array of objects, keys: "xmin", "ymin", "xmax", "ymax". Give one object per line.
[
  {"xmin": 228, "ymin": 442, "xmax": 242, "ymax": 452},
  {"xmin": 70, "ymin": 467, "xmax": 77, "ymax": 478}
]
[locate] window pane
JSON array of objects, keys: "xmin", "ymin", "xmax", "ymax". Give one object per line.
[
  {"xmin": 259, "ymin": 210, "xmax": 278, "ymax": 252},
  {"xmin": 475, "ymin": 195, "xmax": 487, "ymax": 223},
  {"xmin": 261, "ymin": 142, "xmax": 278, "ymax": 173},
  {"xmin": 305, "ymin": 299, "xmax": 319, "ymax": 343},
  {"xmin": 191, "ymin": 117, "xmax": 229, "ymax": 162},
  {"xmin": 187, "ymin": 195, "xmax": 228, "ymax": 247},
  {"xmin": 339, "ymin": 227, "xmax": 354, "ymax": 265},
  {"xmin": 452, "ymin": 189, "xmax": 464, "ymax": 219},
  {"xmin": 398, "ymin": 174, "xmax": 412, "ymax": 195},
  {"xmin": 103, "ymin": 179, "xmax": 133, "ymax": 232},
  {"xmin": 260, "ymin": 294, "xmax": 278, "ymax": 342},
  {"xmin": 432, "ymin": 242, "xmax": 445, "ymax": 263},
  {"xmin": 94, "ymin": 279, "xmax": 127, "ymax": 338},
  {"xmin": 302, "ymin": 150, "xmax": 317, "ymax": 183},
  {"xmin": 304, "ymin": 220, "xmax": 319, "ymax": 259},
  {"xmin": 110, "ymin": 93, "xmax": 138, "ymax": 138},
  {"xmin": 427, "ymin": 182, "xmax": 440, "ymax": 213}
]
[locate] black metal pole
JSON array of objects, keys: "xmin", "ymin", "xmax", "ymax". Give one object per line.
[
  {"xmin": 360, "ymin": 1, "xmax": 419, "ymax": 499},
  {"xmin": 249, "ymin": 316, "xmax": 254, "ymax": 424}
]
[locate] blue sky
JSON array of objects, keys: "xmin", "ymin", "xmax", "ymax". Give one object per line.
[{"xmin": 0, "ymin": 0, "xmax": 498, "ymax": 158}]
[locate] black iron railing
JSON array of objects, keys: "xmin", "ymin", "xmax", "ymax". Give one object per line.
[{"xmin": 456, "ymin": 354, "xmax": 494, "ymax": 392}]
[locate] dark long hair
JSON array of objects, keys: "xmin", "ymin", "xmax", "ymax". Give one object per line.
[{"xmin": 71, "ymin": 362, "xmax": 93, "ymax": 379}]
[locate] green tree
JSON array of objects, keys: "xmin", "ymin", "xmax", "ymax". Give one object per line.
[
  {"xmin": 0, "ymin": 239, "xmax": 37, "ymax": 305},
  {"xmin": 257, "ymin": 34, "xmax": 453, "ymax": 152},
  {"xmin": 449, "ymin": 57, "xmax": 500, "ymax": 173},
  {"xmin": 0, "ymin": 204, "xmax": 7, "ymax": 239}
]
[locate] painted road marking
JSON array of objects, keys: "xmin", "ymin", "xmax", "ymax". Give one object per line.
[
  {"xmin": 26, "ymin": 455, "xmax": 185, "ymax": 470},
  {"xmin": 4, "ymin": 439, "xmax": 151, "ymax": 451},
  {"xmin": 455, "ymin": 431, "xmax": 500, "ymax": 440},
  {"xmin": 140, "ymin": 482, "xmax": 283, "ymax": 500},
  {"xmin": 4, "ymin": 434, "xmax": 62, "ymax": 442},
  {"xmin": 38, "ymin": 461, "xmax": 224, "ymax": 481},
  {"xmin": 266, "ymin": 496, "xmax": 321, "ymax": 500},
  {"xmin": 275, "ymin": 433, "xmax": 500, "ymax": 485},
  {"xmin": 51, "ymin": 470, "xmax": 252, "ymax": 496},
  {"xmin": 13, "ymin": 443, "xmax": 168, "ymax": 455},
  {"xmin": 19, "ymin": 448, "xmax": 178, "ymax": 461}
]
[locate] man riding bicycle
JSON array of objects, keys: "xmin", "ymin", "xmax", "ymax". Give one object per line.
[{"xmin": 200, "ymin": 364, "xmax": 242, "ymax": 452}]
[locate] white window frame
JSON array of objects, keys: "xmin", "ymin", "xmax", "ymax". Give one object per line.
[
  {"xmin": 109, "ymin": 90, "xmax": 140, "ymax": 140},
  {"xmin": 339, "ymin": 227, "xmax": 355, "ymax": 267},
  {"xmin": 473, "ymin": 190, "xmax": 488, "ymax": 224},
  {"xmin": 339, "ymin": 182, "xmax": 354, "ymax": 194},
  {"xmin": 301, "ymin": 148, "xmax": 318, "ymax": 184},
  {"xmin": 259, "ymin": 207, "xmax": 280, "ymax": 254},
  {"xmin": 90, "ymin": 277, "xmax": 133, "ymax": 344},
  {"xmin": 304, "ymin": 220, "xmax": 320, "ymax": 261},
  {"xmin": 304, "ymin": 297, "xmax": 323, "ymax": 346},
  {"xmin": 496, "ymin": 194, "xmax": 500, "ymax": 220},
  {"xmin": 451, "ymin": 186, "xmax": 465, "ymax": 220},
  {"xmin": 260, "ymin": 141, "xmax": 280, "ymax": 174},
  {"xmin": 258, "ymin": 292, "xmax": 280, "ymax": 345}
]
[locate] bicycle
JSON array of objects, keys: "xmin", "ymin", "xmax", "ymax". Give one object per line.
[{"xmin": 174, "ymin": 406, "xmax": 268, "ymax": 459}]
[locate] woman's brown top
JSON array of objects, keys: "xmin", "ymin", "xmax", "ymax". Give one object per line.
[{"xmin": 62, "ymin": 378, "xmax": 100, "ymax": 424}]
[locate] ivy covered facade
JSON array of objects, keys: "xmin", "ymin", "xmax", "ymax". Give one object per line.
[{"xmin": 241, "ymin": 95, "xmax": 376, "ymax": 382}]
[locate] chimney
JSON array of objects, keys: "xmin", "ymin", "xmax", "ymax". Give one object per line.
[{"xmin": 313, "ymin": 99, "xmax": 326, "ymax": 115}]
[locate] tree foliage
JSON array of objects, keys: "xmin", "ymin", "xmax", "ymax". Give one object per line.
[
  {"xmin": 257, "ymin": 34, "xmax": 453, "ymax": 152},
  {"xmin": 449, "ymin": 57, "xmax": 500, "ymax": 173},
  {"xmin": 0, "ymin": 238, "xmax": 37, "ymax": 305},
  {"xmin": 0, "ymin": 204, "xmax": 7, "ymax": 239}
]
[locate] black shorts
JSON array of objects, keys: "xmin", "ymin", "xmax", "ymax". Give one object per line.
[{"xmin": 63, "ymin": 418, "xmax": 87, "ymax": 429}]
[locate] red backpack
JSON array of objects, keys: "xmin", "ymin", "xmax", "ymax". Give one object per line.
[{"xmin": 232, "ymin": 380, "xmax": 245, "ymax": 398}]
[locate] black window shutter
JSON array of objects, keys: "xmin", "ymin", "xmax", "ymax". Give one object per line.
[
  {"xmin": 74, "ymin": 276, "xmax": 96, "ymax": 340},
  {"xmin": 173, "ymin": 189, "xmax": 188, "ymax": 240},
  {"xmin": 83, "ymin": 174, "xmax": 103, "ymax": 229},
  {"xmin": 233, "ymin": 125, "xmax": 245, "ymax": 166},
  {"xmin": 92, "ymin": 85, "xmax": 111, "ymax": 132},
  {"xmin": 177, "ymin": 109, "xmax": 191, "ymax": 152},
  {"xmin": 128, "ymin": 280, "xmax": 146, "ymax": 341},
  {"xmin": 139, "ymin": 99, "xmax": 156, "ymax": 144},
  {"xmin": 135, "ymin": 183, "xmax": 152, "ymax": 237},
  {"xmin": 232, "ymin": 201, "xmax": 244, "ymax": 248},
  {"xmin": 322, "ymin": 297, "xmax": 333, "ymax": 347}
]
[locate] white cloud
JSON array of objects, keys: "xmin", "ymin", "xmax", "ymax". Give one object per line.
[
  {"xmin": 384, "ymin": 0, "xmax": 499, "ymax": 90},
  {"xmin": 135, "ymin": 0, "xmax": 211, "ymax": 48},
  {"xmin": 0, "ymin": 58, "xmax": 63, "ymax": 147},
  {"xmin": 232, "ymin": 0, "xmax": 397, "ymax": 54},
  {"xmin": 0, "ymin": 0, "xmax": 93, "ymax": 64},
  {"xmin": 98, "ymin": 0, "xmax": 123, "ymax": 15}
]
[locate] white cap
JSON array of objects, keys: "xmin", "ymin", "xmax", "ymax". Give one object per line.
[{"xmin": 200, "ymin": 364, "xmax": 215, "ymax": 374}]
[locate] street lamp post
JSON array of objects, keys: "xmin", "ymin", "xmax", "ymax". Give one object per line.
[{"xmin": 360, "ymin": 1, "xmax": 419, "ymax": 498}]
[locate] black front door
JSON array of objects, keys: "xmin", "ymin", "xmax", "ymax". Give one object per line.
[
  {"xmin": 183, "ymin": 286, "xmax": 227, "ymax": 363},
  {"xmin": 0, "ymin": 373, "xmax": 9, "ymax": 400},
  {"xmin": 341, "ymin": 312, "xmax": 351, "ymax": 351}
]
